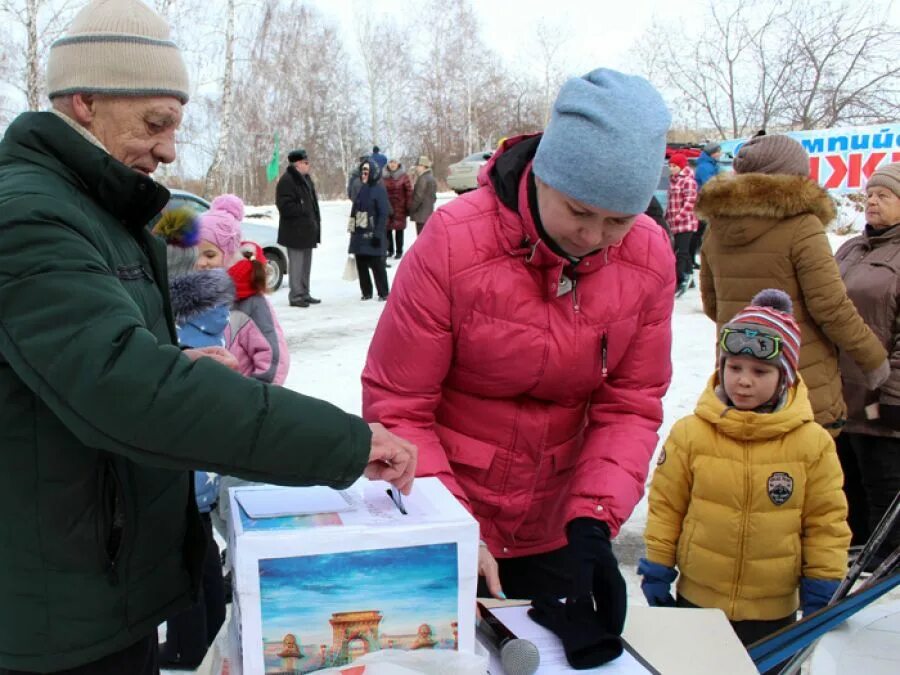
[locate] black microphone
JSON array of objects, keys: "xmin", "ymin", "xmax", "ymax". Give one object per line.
[{"xmin": 477, "ymin": 602, "xmax": 540, "ymax": 675}]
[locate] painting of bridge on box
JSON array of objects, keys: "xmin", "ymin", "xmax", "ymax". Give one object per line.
[{"xmin": 258, "ymin": 542, "xmax": 459, "ymax": 674}]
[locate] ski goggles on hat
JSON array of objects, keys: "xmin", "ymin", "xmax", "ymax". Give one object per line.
[{"xmin": 720, "ymin": 327, "xmax": 782, "ymax": 360}]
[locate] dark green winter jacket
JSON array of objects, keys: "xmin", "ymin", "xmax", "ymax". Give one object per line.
[{"xmin": 0, "ymin": 112, "xmax": 371, "ymax": 672}]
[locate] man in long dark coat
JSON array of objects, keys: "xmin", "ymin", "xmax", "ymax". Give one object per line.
[{"xmin": 277, "ymin": 148, "xmax": 322, "ymax": 307}]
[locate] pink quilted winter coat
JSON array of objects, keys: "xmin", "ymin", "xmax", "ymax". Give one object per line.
[{"xmin": 362, "ymin": 135, "xmax": 675, "ymax": 558}]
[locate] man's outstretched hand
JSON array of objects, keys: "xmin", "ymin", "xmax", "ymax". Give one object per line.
[{"xmin": 365, "ymin": 423, "xmax": 417, "ymax": 495}]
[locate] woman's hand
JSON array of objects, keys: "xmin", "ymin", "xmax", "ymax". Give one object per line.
[{"xmin": 479, "ymin": 541, "xmax": 506, "ymax": 600}]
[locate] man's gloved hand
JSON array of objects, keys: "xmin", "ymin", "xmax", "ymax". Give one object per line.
[
  {"xmin": 528, "ymin": 595, "xmax": 623, "ymax": 668},
  {"xmin": 528, "ymin": 517, "xmax": 627, "ymax": 669},
  {"xmin": 800, "ymin": 577, "xmax": 840, "ymax": 616},
  {"xmin": 637, "ymin": 558, "xmax": 677, "ymax": 607}
]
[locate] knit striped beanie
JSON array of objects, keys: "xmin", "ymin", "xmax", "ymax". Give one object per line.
[
  {"xmin": 721, "ymin": 289, "xmax": 801, "ymax": 386},
  {"xmin": 46, "ymin": 0, "xmax": 190, "ymax": 104}
]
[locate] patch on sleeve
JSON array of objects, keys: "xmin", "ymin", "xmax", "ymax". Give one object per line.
[
  {"xmin": 767, "ymin": 471, "xmax": 794, "ymax": 506},
  {"xmin": 656, "ymin": 449, "xmax": 667, "ymax": 466}
]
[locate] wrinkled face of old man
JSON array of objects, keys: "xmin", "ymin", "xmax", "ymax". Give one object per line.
[{"xmin": 65, "ymin": 94, "xmax": 183, "ymax": 175}]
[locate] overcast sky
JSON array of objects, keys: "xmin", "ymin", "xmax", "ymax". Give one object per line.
[
  {"xmin": 311, "ymin": 0, "xmax": 900, "ymax": 79},
  {"xmin": 315, "ymin": 0, "xmax": 702, "ymax": 76}
]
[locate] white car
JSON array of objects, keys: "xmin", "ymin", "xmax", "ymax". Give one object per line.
[
  {"xmin": 161, "ymin": 190, "xmax": 288, "ymax": 291},
  {"xmin": 446, "ymin": 151, "xmax": 492, "ymax": 194}
]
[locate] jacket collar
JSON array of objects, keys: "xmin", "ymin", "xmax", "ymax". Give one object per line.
[
  {"xmin": 0, "ymin": 112, "xmax": 169, "ymax": 233},
  {"xmin": 696, "ymin": 173, "xmax": 836, "ymax": 226},
  {"xmin": 694, "ymin": 373, "xmax": 814, "ymax": 441},
  {"xmin": 864, "ymin": 222, "xmax": 900, "ymax": 243},
  {"xmin": 486, "ymin": 134, "xmax": 615, "ymax": 291}
]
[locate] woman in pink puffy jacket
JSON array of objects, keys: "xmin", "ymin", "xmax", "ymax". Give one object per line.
[{"xmin": 362, "ymin": 68, "xmax": 675, "ymax": 666}]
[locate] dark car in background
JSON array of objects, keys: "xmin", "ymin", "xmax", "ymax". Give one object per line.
[{"xmin": 158, "ymin": 190, "xmax": 288, "ymax": 291}]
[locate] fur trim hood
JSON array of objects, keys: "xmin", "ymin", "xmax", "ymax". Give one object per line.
[
  {"xmin": 696, "ymin": 173, "xmax": 836, "ymax": 226},
  {"xmin": 169, "ymin": 269, "xmax": 234, "ymax": 323}
]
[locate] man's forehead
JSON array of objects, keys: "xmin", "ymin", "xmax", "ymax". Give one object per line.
[{"xmin": 136, "ymin": 96, "xmax": 183, "ymax": 122}]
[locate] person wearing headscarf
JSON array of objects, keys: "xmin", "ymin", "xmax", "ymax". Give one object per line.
[{"xmin": 835, "ymin": 162, "xmax": 900, "ymax": 562}]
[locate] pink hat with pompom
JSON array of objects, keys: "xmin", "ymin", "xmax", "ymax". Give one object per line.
[{"xmin": 197, "ymin": 194, "xmax": 244, "ymax": 260}]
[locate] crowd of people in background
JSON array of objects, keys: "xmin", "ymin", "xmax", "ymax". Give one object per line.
[{"xmin": 1, "ymin": 1, "xmax": 898, "ymax": 674}]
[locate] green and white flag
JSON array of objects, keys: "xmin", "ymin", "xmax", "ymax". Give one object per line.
[{"xmin": 265, "ymin": 133, "xmax": 280, "ymax": 182}]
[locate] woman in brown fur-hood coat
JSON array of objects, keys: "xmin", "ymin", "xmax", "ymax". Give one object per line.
[{"xmin": 697, "ymin": 134, "xmax": 889, "ymax": 435}]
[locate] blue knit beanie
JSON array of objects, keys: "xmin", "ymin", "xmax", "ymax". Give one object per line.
[{"xmin": 533, "ymin": 68, "xmax": 671, "ymax": 214}]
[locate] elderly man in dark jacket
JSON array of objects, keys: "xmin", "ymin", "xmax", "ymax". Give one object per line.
[
  {"xmin": 0, "ymin": 2, "xmax": 415, "ymax": 673},
  {"xmin": 410, "ymin": 155, "xmax": 438, "ymax": 235},
  {"xmin": 276, "ymin": 148, "xmax": 322, "ymax": 307}
]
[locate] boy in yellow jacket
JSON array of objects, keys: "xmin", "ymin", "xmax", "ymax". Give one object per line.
[{"xmin": 640, "ymin": 289, "xmax": 850, "ymax": 649}]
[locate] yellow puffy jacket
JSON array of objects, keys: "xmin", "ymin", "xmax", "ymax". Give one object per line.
[{"xmin": 644, "ymin": 376, "xmax": 850, "ymax": 621}]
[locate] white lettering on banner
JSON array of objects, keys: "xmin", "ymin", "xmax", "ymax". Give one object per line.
[{"xmin": 720, "ymin": 123, "xmax": 900, "ymax": 194}]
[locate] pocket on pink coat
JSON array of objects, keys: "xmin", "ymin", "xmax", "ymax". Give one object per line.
[{"xmin": 436, "ymin": 424, "xmax": 503, "ymax": 518}]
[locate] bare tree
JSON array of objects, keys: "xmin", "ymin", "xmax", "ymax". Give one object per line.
[
  {"xmin": 532, "ymin": 19, "xmax": 567, "ymax": 124},
  {"xmin": 0, "ymin": 0, "xmax": 82, "ymax": 111},
  {"xmin": 203, "ymin": 0, "xmax": 236, "ymax": 196},
  {"xmin": 642, "ymin": 1, "xmax": 786, "ymax": 138},
  {"xmin": 782, "ymin": 1, "xmax": 900, "ymax": 128},
  {"xmin": 640, "ymin": 0, "xmax": 900, "ymax": 138}
]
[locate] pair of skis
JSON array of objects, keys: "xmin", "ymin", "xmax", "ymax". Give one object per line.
[{"xmin": 748, "ymin": 491, "xmax": 899, "ymax": 674}]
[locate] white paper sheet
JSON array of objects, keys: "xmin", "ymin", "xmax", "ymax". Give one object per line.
[
  {"xmin": 482, "ymin": 605, "xmax": 655, "ymax": 674},
  {"xmin": 233, "ymin": 485, "xmax": 352, "ymax": 518}
]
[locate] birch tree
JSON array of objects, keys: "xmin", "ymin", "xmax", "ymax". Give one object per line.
[
  {"xmin": 203, "ymin": 0, "xmax": 236, "ymax": 196},
  {"xmin": 0, "ymin": 0, "xmax": 82, "ymax": 112}
]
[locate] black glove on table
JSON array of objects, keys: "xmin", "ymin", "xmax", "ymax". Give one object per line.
[
  {"xmin": 529, "ymin": 594, "xmax": 623, "ymax": 669},
  {"xmin": 528, "ymin": 517, "xmax": 627, "ymax": 669}
]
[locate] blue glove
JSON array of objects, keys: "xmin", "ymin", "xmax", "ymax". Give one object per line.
[
  {"xmin": 800, "ymin": 578, "xmax": 840, "ymax": 616},
  {"xmin": 637, "ymin": 558, "xmax": 677, "ymax": 607}
]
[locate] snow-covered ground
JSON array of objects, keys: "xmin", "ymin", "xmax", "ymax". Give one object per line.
[{"xmin": 161, "ymin": 192, "xmax": 889, "ymax": 673}]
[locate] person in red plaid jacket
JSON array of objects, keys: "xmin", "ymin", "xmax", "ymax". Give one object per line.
[{"xmin": 665, "ymin": 153, "xmax": 700, "ymax": 296}]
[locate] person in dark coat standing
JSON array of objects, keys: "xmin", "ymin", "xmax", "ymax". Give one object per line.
[
  {"xmin": 410, "ymin": 155, "xmax": 437, "ymax": 235},
  {"xmin": 276, "ymin": 148, "xmax": 321, "ymax": 307},
  {"xmin": 349, "ymin": 159, "xmax": 391, "ymax": 300},
  {"xmin": 383, "ymin": 158, "xmax": 412, "ymax": 259}
]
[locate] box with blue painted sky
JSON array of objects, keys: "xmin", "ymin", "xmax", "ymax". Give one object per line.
[{"xmin": 225, "ymin": 478, "xmax": 479, "ymax": 675}]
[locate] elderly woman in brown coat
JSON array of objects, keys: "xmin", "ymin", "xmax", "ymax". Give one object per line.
[
  {"xmin": 835, "ymin": 162, "xmax": 900, "ymax": 561},
  {"xmin": 698, "ymin": 134, "xmax": 889, "ymax": 435},
  {"xmin": 383, "ymin": 158, "xmax": 412, "ymax": 259}
]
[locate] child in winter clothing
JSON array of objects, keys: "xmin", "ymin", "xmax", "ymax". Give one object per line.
[
  {"xmin": 225, "ymin": 240, "xmax": 290, "ymax": 384},
  {"xmin": 153, "ymin": 207, "xmax": 235, "ymax": 348},
  {"xmin": 640, "ymin": 289, "xmax": 850, "ymax": 653},
  {"xmin": 193, "ymin": 194, "xmax": 290, "ymax": 384},
  {"xmin": 152, "ymin": 208, "xmax": 232, "ymax": 669}
]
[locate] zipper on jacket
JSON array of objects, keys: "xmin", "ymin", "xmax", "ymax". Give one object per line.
[
  {"xmin": 98, "ymin": 459, "xmax": 128, "ymax": 586},
  {"xmin": 601, "ymin": 332, "xmax": 608, "ymax": 379},
  {"xmin": 730, "ymin": 441, "xmax": 752, "ymax": 615},
  {"xmin": 570, "ymin": 269, "xmax": 580, "ymax": 312}
]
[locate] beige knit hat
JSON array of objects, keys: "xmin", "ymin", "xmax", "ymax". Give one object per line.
[
  {"xmin": 867, "ymin": 162, "xmax": 900, "ymax": 198},
  {"xmin": 733, "ymin": 135, "xmax": 809, "ymax": 176},
  {"xmin": 417, "ymin": 156, "xmax": 432, "ymax": 168},
  {"xmin": 46, "ymin": 0, "xmax": 190, "ymax": 103}
]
